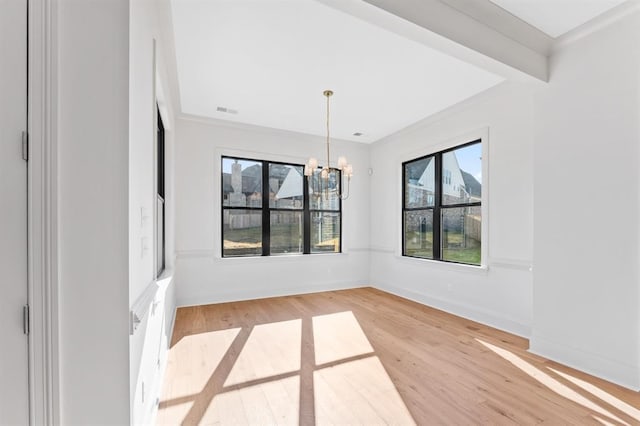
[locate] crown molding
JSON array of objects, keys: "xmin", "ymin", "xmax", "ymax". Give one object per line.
[{"xmin": 551, "ymin": 0, "xmax": 640, "ymax": 54}]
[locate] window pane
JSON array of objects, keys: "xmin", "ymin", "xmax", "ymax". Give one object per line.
[
  {"xmin": 222, "ymin": 158, "xmax": 262, "ymax": 207},
  {"xmin": 311, "ymin": 212, "xmax": 340, "ymax": 253},
  {"xmin": 310, "ymin": 169, "xmax": 341, "ymax": 211},
  {"xmin": 404, "ymin": 210, "xmax": 433, "ymax": 259},
  {"xmin": 442, "ymin": 206, "xmax": 481, "ymax": 265},
  {"xmin": 404, "ymin": 157, "xmax": 434, "ymax": 208},
  {"xmin": 442, "ymin": 143, "xmax": 481, "ymax": 205},
  {"xmin": 269, "ymin": 164, "xmax": 303, "ymax": 209},
  {"xmin": 223, "ymin": 209, "xmax": 262, "ymax": 257},
  {"xmin": 270, "ymin": 211, "xmax": 303, "ymax": 255}
]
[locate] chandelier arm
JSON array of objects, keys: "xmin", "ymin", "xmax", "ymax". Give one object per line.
[{"xmin": 340, "ymin": 175, "xmax": 350, "ymax": 200}]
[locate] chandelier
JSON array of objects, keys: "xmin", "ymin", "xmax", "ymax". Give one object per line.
[{"xmin": 304, "ymin": 90, "xmax": 353, "ymax": 200}]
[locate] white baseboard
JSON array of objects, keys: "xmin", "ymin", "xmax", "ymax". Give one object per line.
[
  {"xmin": 176, "ymin": 280, "xmax": 368, "ymax": 308},
  {"xmin": 530, "ymin": 334, "xmax": 640, "ymax": 391},
  {"xmin": 373, "ymin": 282, "xmax": 531, "ymax": 338}
]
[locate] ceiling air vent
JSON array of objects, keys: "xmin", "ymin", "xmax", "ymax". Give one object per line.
[{"xmin": 216, "ymin": 106, "xmax": 238, "ymax": 115}]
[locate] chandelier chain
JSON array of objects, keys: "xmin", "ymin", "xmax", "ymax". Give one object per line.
[{"xmin": 326, "ymin": 90, "xmax": 331, "ymax": 169}]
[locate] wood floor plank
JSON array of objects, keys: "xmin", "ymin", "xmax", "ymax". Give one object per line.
[{"xmin": 157, "ymin": 287, "xmax": 640, "ymax": 425}]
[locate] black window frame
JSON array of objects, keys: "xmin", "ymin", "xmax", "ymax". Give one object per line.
[
  {"xmin": 156, "ymin": 107, "xmax": 166, "ymax": 276},
  {"xmin": 221, "ymin": 155, "xmax": 342, "ymax": 257},
  {"xmin": 402, "ymin": 139, "xmax": 482, "ymax": 266}
]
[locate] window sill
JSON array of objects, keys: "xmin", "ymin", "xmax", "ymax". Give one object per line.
[
  {"xmin": 156, "ymin": 268, "xmax": 175, "ymax": 286},
  {"xmin": 176, "ymin": 250, "xmax": 363, "ymax": 261},
  {"xmin": 218, "ymin": 251, "xmax": 349, "ymax": 262},
  {"xmin": 396, "ymin": 254, "xmax": 489, "ymax": 275}
]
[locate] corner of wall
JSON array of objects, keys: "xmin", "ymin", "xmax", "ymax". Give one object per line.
[{"xmin": 373, "ymin": 280, "xmax": 531, "ymax": 338}]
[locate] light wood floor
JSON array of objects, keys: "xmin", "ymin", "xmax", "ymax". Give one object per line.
[{"xmin": 157, "ymin": 287, "xmax": 640, "ymax": 425}]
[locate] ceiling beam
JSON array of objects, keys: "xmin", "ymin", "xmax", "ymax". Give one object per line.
[
  {"xmin": 442, "ymin": 0, "xmax": 553, "ymax": 55},
  {"xmin": 320, "ymin": 0, "xmax": 549, "ymax": 82}
]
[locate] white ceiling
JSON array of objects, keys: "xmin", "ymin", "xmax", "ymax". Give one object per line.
[
  {"xmin": 170, "ymin": 0, "xmax": 504, "ymax": 143},
  {"xmin": 489, "ymin": 0, "xmax": 628, "ymax": 38}
]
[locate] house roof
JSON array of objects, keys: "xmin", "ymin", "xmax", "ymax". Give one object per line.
[
  {"xmin": 222, "ymin": 163, "xmax": 294, "ymax": 194},
  {"xmin": 406, "ymin": 157, "xmax": 432, "ymax": 182},
  {"xmin": 461, "ymin": 170, "xmax": 481, "ymax": 197}
]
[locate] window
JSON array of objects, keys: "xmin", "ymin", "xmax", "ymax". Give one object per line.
[
  {"xmin": 156, "ymin": 108, "xmax": 166, "ymax": 276},
  {"xmin": 402, "ymin": 140, "xmax": 482, "ymax": 266},
  {"xmin": 222, "ymin": 156, "xmax": 342, "ymax": 257},
  {"xmin": 309, "ymin": 169, "xmax": 341, "ymax": 253}
]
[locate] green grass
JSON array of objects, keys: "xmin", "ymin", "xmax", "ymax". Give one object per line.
[
  {"xmin": 224, "ymin": 223, "xmax": 337, "ymax": 255},
  {"xmin": 405, "ymin": 231, "xmax": 480, "ymax": 265},
  {"xmin": 226, "ymin": 226, "xmax": 480, "ymax": 264},
  {"xmin": 442, "ymin": 231, "xmax": 481, "ymax": 265},
  {"xmin": 270, "ymin": 223, "xmax": 304, "ymax": 254},
  {"xmin": 405, "ymin": 231, "xmax": 434, "ymax": 259},
  {"xmin": 442, "ymin": 247, "xmax": 481, "ymax": 265},
  {"xmin": 224, "ymin": 225, "xmax": 262, "ymax": 244}
]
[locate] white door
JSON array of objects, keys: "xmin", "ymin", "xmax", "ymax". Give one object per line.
[{"xmin": 0, "ymin": 0, "xmax": 30, "ymax": 424}]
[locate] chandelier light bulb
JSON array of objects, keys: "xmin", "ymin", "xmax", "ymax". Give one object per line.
[
  {"xmin": 344, "ymin": 164, "xmax": 353, "ymax": 178},
  {"xmin": 338, "ymin": 156, "xmax": 348, "ymax": 169},
  {"xmin": 308, "ymin": 157, "xmax": 318, "ymax": 170}
]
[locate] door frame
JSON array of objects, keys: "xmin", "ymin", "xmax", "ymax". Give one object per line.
[{"xmin": 28, "ymin": 0, "xmax": 59, "ymax": 424}]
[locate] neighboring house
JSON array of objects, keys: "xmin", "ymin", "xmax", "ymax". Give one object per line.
[
  {"xmin": 222, "ymin": 162, "xmax": 338, "ymax": 249},
  {"xmin": 461, "ymin": 170, "xmax": 481, "ymax": 202},
  {"xmin": 222, "ymin": 162, "xmax": 305, "ymax": 208},
  {"xmin": 406, "ymin": 154, "xmax": 481, "ymax": 206}
]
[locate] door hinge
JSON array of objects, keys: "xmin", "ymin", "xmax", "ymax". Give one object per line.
[
  {"xmin": 23, "ymin": 305, "xmax": 30, "ymax": 335},
  {"xmin": 22, "ymin": 131, "xmax": 29, "ymax": 161}
]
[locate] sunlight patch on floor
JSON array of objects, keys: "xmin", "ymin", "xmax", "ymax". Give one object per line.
[
  {"xmin": 314, "ymin": 356, "xmax": 416, "ymax": 425},
  {"xmin": 549, "ymin": 367, "xmax": 640, "ymax": 422},
  {"xmin": 157, "ymin": 311, "xmax": 415, "ymax": 425},
  {"xmin": 476, "ymin": 339, "xmax": 630, "ymax": 426},
  {"xmin": 203, "ymin": 375, "xmax": 300, "ymax": 425},
  {"xmin": 225, "ymin": 319, "xmax": 301, "ymax": 386},
  {"xmin": 312, "ymin": 311, "xmax": 374, "ymax": 365},
  {"xmin": 593, "ymin": 415, "xmax": 619, "ymax": 426},
  {"xmin": 165, "ymin": 328, "xmax": 240, "ymax": 398}
]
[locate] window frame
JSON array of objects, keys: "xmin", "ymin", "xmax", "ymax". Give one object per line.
[
  {"xmin": 402, "ymin": 139, "xmax": 482, "ymax": 266},
  {"xmin": 308, "ymin": 166, "xmax": 343, "ymax": 254},
  {"xmin": 155, "ymin": 107, "xmax": 166, "ymax": 277},
  {"xmin": 221, "ymin": 155, "xmax": 342, "ymax": 257}
]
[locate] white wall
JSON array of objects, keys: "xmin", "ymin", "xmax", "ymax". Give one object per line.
[
  {"xmin": 129, "ymin": 0, "xmax": 178, "ymax": 423},
  {"xmin": 368, "ymin": 82, "xmax": 535, "ymax": 337},
  {"xmin": 174, "ymin": 118, "xmax": 371, "ymax": 306},
  {"xmin": 57, "ymin": 0, "xmax": 130, "ymax": 423},
  {"xmin": 531, "ymin": 10, "xmax": 640, "ymax": 390}
]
